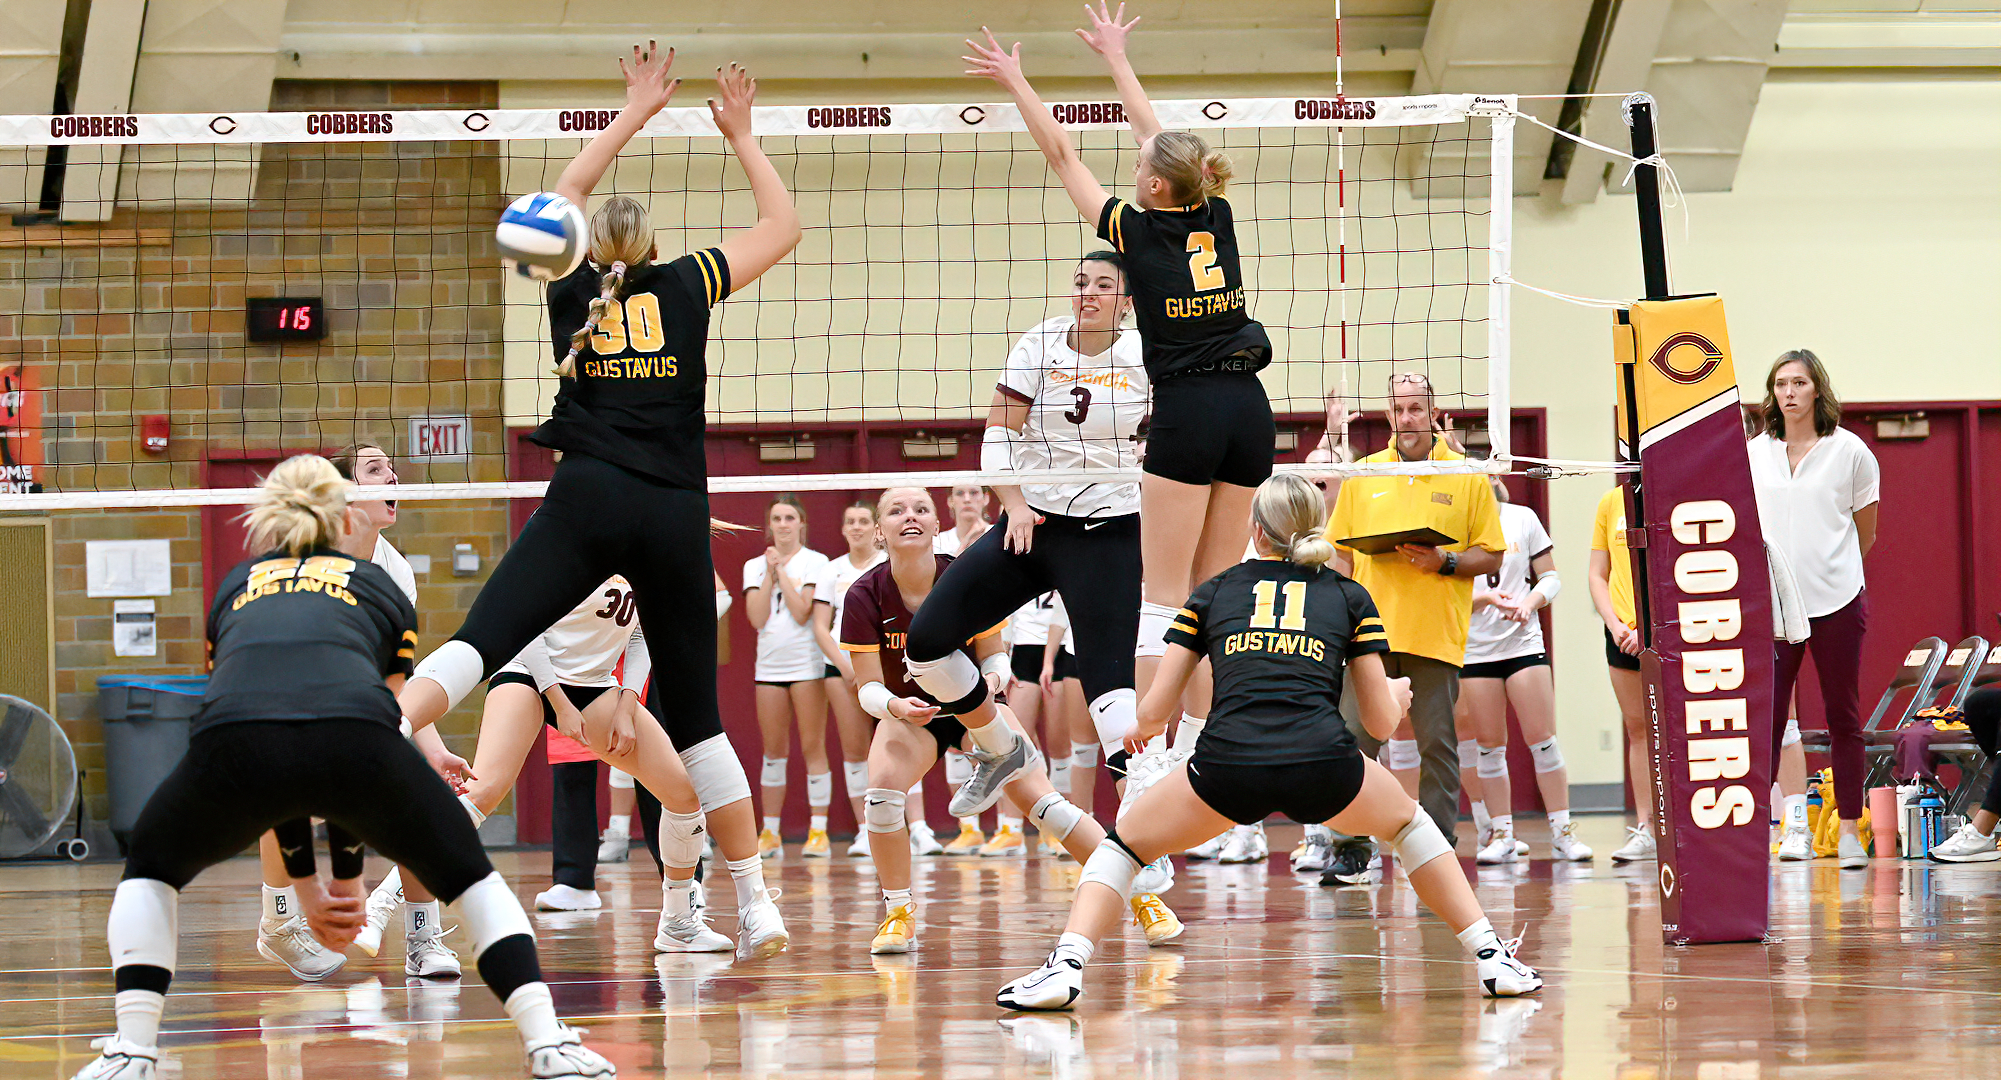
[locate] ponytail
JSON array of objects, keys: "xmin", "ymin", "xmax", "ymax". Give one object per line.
[
  {"xmin": 242, "ymin": 455, "xmax": 350, "ymax": 558},
  {"xmin": 1145, "ymin": 131, "xmax": 1234, "ymax": 205},
  {"xmin": 1250, "ymin": 473, "xmax": 1335, "ymax": 569},
  {"xmin": 557, "ymin": 260, "xmax": 627, "ymax": 377}
]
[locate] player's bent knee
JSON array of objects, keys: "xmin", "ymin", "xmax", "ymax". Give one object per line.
[
  {"xmin": 1476, "ymin": 745, "xmax": 1508, "ymax": 779},
  {"xmin": 678, "ymin": 734, "xmax": 751, "ymax": 811},
  {"xmin": 1781, "ymin": 717, "xmax": 1801, "ymax": 749},
  {"xmin": 660, "ymin": 809, "xmax": 705, "ymax": 869},
  {"xmin": 1529, "ymin": 737, "xmax": 1565, "ymax": 774},
  {"xmin": 413, "ymin": 640, "xmax": 486, "ymax": 712},
  {"xmin": 760, "ymin": 755, "xmax": 787, "ymax": 789},
  {"xmin": 1078, "ymin": 838, "xmax": 1143, "ymax": 900},
  {"xmin": 1457, "ymin": 738, "xmax": 1479, "ymax": 771},
  {"xmin": 864, "ymin": 788, "xmax": 907, "ymax": 833},
  {"xmin": 905, "ymin": 652, "xmax": 983, "ymax": 713},
  {"xmin": 608, "ymin": 767, "xmax": 635, "ymax": 791},
  {"xmin": 1385, "ymin": 738, "xmax": 1420, "ymax": 772},
  {"xmin": 1391, "ymin": 810, "xmax": 1453, "ymax": 872},
  {"xmin": 108, "ymin": 878, "xmax": 179, "ymax": 974},
  {"xmin": 1089, "ymin": 689, "xmax": 1137, "ymax": 754},
  {"xmin": 1029, "ymin": 792, "xmax": 1085, "ymax": 842},
  {"xmin": 456, "ymin": 872, "xmax": 534, "ymax": 957}
]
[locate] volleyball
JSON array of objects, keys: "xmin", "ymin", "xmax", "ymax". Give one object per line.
[{"xmin": 497, "ymin": 191, "xmax": 587, "ymax": 281}]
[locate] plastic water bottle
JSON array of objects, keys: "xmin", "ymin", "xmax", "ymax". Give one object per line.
[{"xmin": 1917, "ymin": 792, "xmax": 1946, "ymax": 854}]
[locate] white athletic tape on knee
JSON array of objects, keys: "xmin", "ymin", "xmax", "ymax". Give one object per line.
[
  {"xmin": 1089, "ymin": 689, "xmax": 1137, "ymax": 756},
  {"xmin": 660, "ymin": 809, "xmax": 706, "ymax": 870},
  {"xmin": 1529, "ymin": 737, "xmax": 1566, "ymax": 774},
  {"xmin": 608, "ymin": 767, "xmax": 635, "ymax": 791},
  {"xmin": 1392, "ymin": 810, "xmax": 1453, "ymax": 871},
  {"xmin": 1385, "ymin": 739, "xmax": 1420, "ymax": 772},
  {"xmin": 905, "ymin": 651, "xmax": 981, "ymax": 704},
  {"xmin": 944, "ymin": 750, "xmax": 973, "ymax": 785},
  {"xmin": 1782, "ymin": 716, "xmax": 1802, "ymax": 749},
  {"xmin": 1029, "ymin": 792, "xmax": 1085, "ymax": 842},
  {"xmin": 1476, "ymin": 745, "xmax": 1509, "ymax": 780},
  {"xmin": 760, "ymin": 756, "xmax": 787, "ymax": 789},
  {"xmin": 805, "ymin": 771, "xmax": 833, "ymax": 809},
  {"xmin": 456, "ymin": 872, "xmax": 534, "ymax": 957},
  {"xmin": 412, "ymin": 640, "xmax": 484, "ymax": 713},
  {"xmin": 864, "ymin": 788, "xmax": 907, "ymax": 834},
  {"xmin": 1457, "ymin": 738, "xmax": 1479, "ymax": 771},
  {"xmin": 843, "ymin": 760, "xmax": 869, "ymax": 795},
  {"xmin": 1071, "ymin": 743, "xmax": 1099, "ymax": 769},
  {"xmin": 1078, "ymin": 840, "xmax": 1142, "ymax": 901},
  {"xmin": 108, "ymin": 878, "xmax": 178, "ymax": 974},
  {"xmin": 680, "ymin": 734, "xmax": 752, "ymax": 811},
  {"xmin": 1135, "ymin": 602, "xmax": 1176, "ymax": 659}
]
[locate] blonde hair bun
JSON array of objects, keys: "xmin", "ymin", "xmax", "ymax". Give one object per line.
[
  {"xmin": 242, "ymin": 455, "xmax": 350, "ymax": 558},
  {"xmin": 1147, "ymin": 131, "xmax": 1233, "ymax": 204},
  {"xmin": 1250, "ymin": 473, "xmax": 1333, "ymax": 569}
]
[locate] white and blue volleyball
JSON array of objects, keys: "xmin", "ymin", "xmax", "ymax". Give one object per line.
[{"xmin": 497, "ymin": 192, "xmax": 587, "ymax": 281}]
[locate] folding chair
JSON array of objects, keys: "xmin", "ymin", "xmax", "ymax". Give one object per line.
[
  {"xmin": 1927, "ymin": 638, "xmax": 1998, "ymax": 815},
  {"xmin": 1820, "ymin": 636, "xmax": 1948, "ymax": 789}
]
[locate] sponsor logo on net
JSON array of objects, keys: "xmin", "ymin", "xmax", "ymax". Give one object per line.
[
  {"xmin": 1052, "ymin": 102, "xmax": 1128, "ymax": 125},
  {"xmin": 1294, "ymin": 98, "xmax": 1377, "ymax": 121},
  {"xmin": 807, "ymin": 106, "xmax": 893, "ymax": 129},
  {"xmin": 305, "ymin": 112, "xmax": 393, "ymax": 135},
  {"xmin": 50, "ymin": 115, "xmax": 139, "ymax": 138}
]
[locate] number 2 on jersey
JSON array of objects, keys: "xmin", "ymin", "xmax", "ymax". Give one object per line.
[
  {"xmin": 588, "ymin": 292, "xmax": 666, "ymax": 354},
  {"xmin": 1249, "ymin": 579, "xmax": 1307, "ymax": 631},
  {"xmin": 1185, "ymin": 232, "xmax": 1224, "ymax": 292}
]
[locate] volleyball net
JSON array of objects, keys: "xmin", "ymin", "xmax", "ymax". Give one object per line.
[{"xmin": 0, "ymin": 93, "xmax": 1515, "ymax": 510}]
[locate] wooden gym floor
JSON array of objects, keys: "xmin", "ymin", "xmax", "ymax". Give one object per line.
[{"xmin": 2, "ymin": 816, "xmax": 1996, "ymax": 1078}]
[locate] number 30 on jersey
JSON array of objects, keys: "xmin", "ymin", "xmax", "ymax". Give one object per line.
[{"xmin": 588, "ymin": 292, "xmax": 666, "ymax": 354}]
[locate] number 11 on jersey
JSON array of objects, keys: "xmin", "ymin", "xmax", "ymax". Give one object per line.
[{"xmin": 1249, "ymin": 579, "xmax": 1307, "ymax": 630}]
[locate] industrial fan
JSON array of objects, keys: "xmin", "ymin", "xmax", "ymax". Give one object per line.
[{"xmin": 0, "ymin": 695, "xmax": 84, "ymax": 860}]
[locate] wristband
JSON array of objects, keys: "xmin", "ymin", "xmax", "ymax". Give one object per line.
[
  {"xmin": 858, "ymin": 680, "xmax": 898, "ymax": 722},
  {"xmin": 1437, "ymin": 550, "xmax": 1459, "ymax": 577},
  {"xmin": 980, "ymin": 425, "xmax": 1020, "ymax": 473}
]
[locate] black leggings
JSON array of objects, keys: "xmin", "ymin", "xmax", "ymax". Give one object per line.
[
  {"xmin": 451, "ymin": 451, "xmax": 723, "ymax": 749},
  {"xmin": 124, "ymin": 720, "xmax": 493, "ymax": 902},
  {"xmin": 1964, "ymin": 686, "xmax": 2001, "ymax": 817},
  {"xmin": 906, "ymin": 511, "xmax": 1140, "ymax": 707},
  {"xmin": 549, "ymin": 761, "xmax": 599, "ymax": 891}
]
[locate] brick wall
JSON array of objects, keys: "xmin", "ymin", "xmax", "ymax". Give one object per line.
[{"xmin": 0, "ymin": 81, "xmax": 516, "ymax": 840}]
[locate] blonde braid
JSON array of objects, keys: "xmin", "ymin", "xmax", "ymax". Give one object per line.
[{"xmin": 556, "ymin": 259, "xmax": 629, "ymax": 378}]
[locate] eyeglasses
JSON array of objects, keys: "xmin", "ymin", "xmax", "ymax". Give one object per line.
[{"xmin": 1389, "ymin": 373, "xmax": 1432, "ymax": 388}]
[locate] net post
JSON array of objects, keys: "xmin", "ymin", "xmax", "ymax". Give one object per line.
[
  {"xmin": 1483, "ymin": 100, "xmax": 1515, "ymax": 464},
  {"xmin": 1622, "ymin": 92, "xmax": 1671, "ymax": 300}
]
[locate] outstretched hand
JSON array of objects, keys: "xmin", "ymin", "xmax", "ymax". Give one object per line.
[
  {"xmin": 295, "ymin": 876, "xmax": 366, "ymax": 951},
  {"xmin": 1076, "ymin": 2, "xmax": 1141, "ymax": 56},
  {"xmin": 421, "ymin": 740, "xmax": 475, "ymax": 794},
  {"xmin": 709, "ymin": 62, "xmax": 757, "ymax": 140},
  {"xmin": 963, "ymin": 28, "xmax": 1026, "ymax": 88},
  {"xmin": 619, "ymin": 41, "xmax": 680, "ymax": 118}
]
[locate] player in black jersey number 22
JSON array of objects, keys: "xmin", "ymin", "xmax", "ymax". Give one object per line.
[{"xmin": 996, "ymin": 475, "xmax": 1543, "ymax": 1011}]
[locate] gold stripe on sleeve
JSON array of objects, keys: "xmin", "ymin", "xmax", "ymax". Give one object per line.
[
  {"xmin": 840, "ymin": 643, "xmax": 881, "ymax": 654},
  {"xmin": 694, "ymin": 249, "xmax": 722, "ymax": 305},
  {"xmin": 1353, "ymin": 631, "xmax": 1389, "ymax": 644}
]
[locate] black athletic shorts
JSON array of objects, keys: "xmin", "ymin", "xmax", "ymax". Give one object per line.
[
  {"xmin": 489, "ymin": 672, "xmax": 616, "ymax": 729},
  {"xmin": 1143, "ymin": 369, "xmax": 1275, "ymax": 489},
  {"xmin": 1605, "ymin": 627, "xmax": 1642, "ymax": 672},
  {"xmin": 920, "ymin": 715, "xmax": 970, "ymax": 759},
  {"xmin": 823, "ymin": 664, "xmax": 842, "ymax": 681},
  {"xmin": 1185, "ymin": 751, "xmax": 1367, "ymax": 827},
  {"xmin": 1010, "ymin": 644, "xmax": 1079, "ymax": 685},
  {"xmin": 1462, "ymin": 652, "xmax": 1549, "ymax": 681}
]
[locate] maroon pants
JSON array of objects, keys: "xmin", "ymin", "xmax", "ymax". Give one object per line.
[{"xmin": 1773, "ymin": 591, "xmax": 1869, "ymax": 819}]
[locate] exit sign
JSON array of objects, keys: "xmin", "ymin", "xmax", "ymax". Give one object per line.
[{"xmin": 408, "ymin": 415, "xmax": 471, "ymax": 462}]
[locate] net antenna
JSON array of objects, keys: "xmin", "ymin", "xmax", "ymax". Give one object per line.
[{"xmin": 0, "ymin": 92, "xmax": 1518, "ymax": 512}]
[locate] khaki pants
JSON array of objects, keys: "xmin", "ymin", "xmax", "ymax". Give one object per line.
[{"xmin": 1342, "ymin": 652, "xmax": 1464, "ymax": 848}]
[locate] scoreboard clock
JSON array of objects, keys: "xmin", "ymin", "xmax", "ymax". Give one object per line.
[{"xmin": 246, "ymin": 297, "xmax": 326, "ymax": 342}]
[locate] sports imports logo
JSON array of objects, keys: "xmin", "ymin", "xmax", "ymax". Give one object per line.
[{"xmin": 1646, "ymin": 331, "xmax": 1724, "ymax": 385}]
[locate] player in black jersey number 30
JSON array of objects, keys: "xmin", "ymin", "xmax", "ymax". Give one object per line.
[
  {"xmin": 996, "ymin": 474, "xmax": 1543, "ymax": 1011},
  {"xmin": 69, "ymin": 458, "xmax": 612, "ymax": 1080}
]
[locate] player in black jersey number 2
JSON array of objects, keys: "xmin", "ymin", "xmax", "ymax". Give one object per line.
[
  {"xmin": 996, "ymin": 474, "xmax": 1542, "ymax": 1011},
  {"xmin": 68, "ymin": 457, "xmax": 612, "ymax": 1080}
]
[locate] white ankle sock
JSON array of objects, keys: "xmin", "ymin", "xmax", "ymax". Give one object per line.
[
  {"xmin": 1782, "ymin": 795, "xmax": 1807, "ymax": 829},
  {"xmin": 261, "ymin": 884, "xmax": 296, "ymax": 926},
  {"xmin": 405, "ymin": 901, "xmax": 441, "ymax": 941},
  {"xmin": 1303, "ymin": 824, "xmax": 1332, "ymax": 842},
  {"xmin": 762, "ymin": 816, "xmax": 781, "ymax": 835},
  {"xmin": 1053, "ymin": 931, "xmax": 1094, "ymax": 967},
  {"xmin": 963, "ymin": 717, "xmax": 1016, "ymax": 756},
  {"xmin": 607, "ymin": 815, "xmax": 630, "ymax": 836},
  {"xmin": 114, "ymin": 988, "xmax": 164, "ymax": 1047},
  {"xmin": 958, "ymin": 816, "xmax": 979, "ymax": 830},
  {"xmin": 1547, "ymin": 809, "xmax": 1572, "ymax": 832},
  {"xmin": 663, "ymin": 878, "xmax": 695, "ymax": 919},
  {"xmin": 882, "ymin": 887, "xmax": 912, "ymax": 910},
  {"xmin": 1456, "ymin": 916, "xmax": 1504, "ymax": 957},
  {"xmin": 1471, "ymin": 800, "xmax": 1491, "ymax": 834},
  {"xmin": 503, "ymin": 982, "xmax": 563, "ymax": 1044},
  {"xmin": 1171, "ymin": 713, "xmax": 1206, "ymax": 751},
  {"xmin": 727, "ymin": 856, "xmax": 767, "ymax": 910},
  {"xmin": 1490, "ymin": 814, "xmax": 1513, "ymax": 836},
  {"xmin": 809, "ymin": 814, "xmax": 828, "ymax": 833},
  {"xmin": 997, "ymin": 816, "xmax": 1022, "ymax": 831}
]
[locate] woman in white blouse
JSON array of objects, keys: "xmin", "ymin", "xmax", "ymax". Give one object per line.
[
  {"xmin": 745, "ymin": 494, "xmax": 833, "ymax": 858},
  {"xmin": 1748, "ymin": 349, "xmax": 1879, "ymax": 869}
]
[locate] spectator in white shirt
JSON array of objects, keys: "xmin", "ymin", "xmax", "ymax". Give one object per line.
[
  {"xmin": 1747, "ymin": 349, "xmax": 1880, "ymax": 869},
  {"xmin": 745, "ymin": 494, "xmax": 834, "ymax": 858}
]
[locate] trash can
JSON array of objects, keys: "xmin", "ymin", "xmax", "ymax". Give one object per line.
[{"xmin": 99, "ymin": 675, "xmax": 207, "ymax": 853}]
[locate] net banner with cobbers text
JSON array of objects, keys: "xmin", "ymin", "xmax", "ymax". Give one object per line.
[{"xmin": 1614, "ymin": 295, "xmax": 1773, "ymax": 946}]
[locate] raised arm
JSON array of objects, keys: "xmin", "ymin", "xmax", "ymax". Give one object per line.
[
  {"xmin": 1076, "ymin": 2, "xmax": 1162, "ymax": 145},
  {"xmin": 707, "ymin": 63, "xmax": 802, "ymax": 293},
  {"xmin": 554, "ymin": 42, "xmax": 681, "ymax": 208},
  {"xmin": 965, "ymin": 29, "xmax": 1111, "ymax": 223}
]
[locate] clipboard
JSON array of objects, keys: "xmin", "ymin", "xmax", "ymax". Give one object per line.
[{"xmin": 1337, "ymin": 526, "xmax": 1459, "ymax": 557}]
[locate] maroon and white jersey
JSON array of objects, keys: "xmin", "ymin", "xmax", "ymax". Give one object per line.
[
  {"xmin": 995, "ymin": 316, "xmax": 1149, "ymax": 518},
  {"xmin": 839, "ymin": 556, "xmax": 1003, "ymax": 705},
  {"xmin": 499, "ymin": 575, "xmax": 647, "ymax": 690}
]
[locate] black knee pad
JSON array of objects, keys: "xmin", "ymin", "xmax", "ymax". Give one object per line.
[
  {"xmin": 474, "ymin": 934, "xmax": 543, "ymax": 1003},
  {"xmin": 1106, "ymin": 749, "xmax": 1132, "ymax": 779}
]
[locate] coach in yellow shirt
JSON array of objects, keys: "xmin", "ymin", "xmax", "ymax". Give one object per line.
[
  {"xmin": 1325, "ymin": 374, "xmax": 1503, "ymax": 849},
  {"xmin": 1588, "ymin": 485, "xmax": 1656, "ymax": 862}
]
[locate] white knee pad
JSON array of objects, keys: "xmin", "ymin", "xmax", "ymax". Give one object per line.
[
  {"xmin": 412, "ymin": 640, "xmax": 485, "ymax": 712},
  {"xmin": 1457, "ymin": 738, "xmax": 1480, "ymax": 771},
  {"xmin": 456, "ymin": 872, "xmax": 534, "ymax": 956},
  {"xmin": 660, "ymin": 809, "xmax": 706, "ymax": 870},
  {"xmin": 680, "ymin": 734, "xmax": 752, "ymax": 811},
  {"xmin": 843, "ymin": 760, "xmax": 870, "ymax": 795},
  {"xmin": 944, "ymin": 750, "xmax": 973, "ymax": 785},
  {"xmin": 1385, "ymin": 738, "xmax": 1420, "ymax": 772},
  {"xmin": 760, "ymin": 755, "xmax": 787, "ymax": 789},
  {"xmin": 905, "ymin": 651, "xmax": 981, "ymax": 704},
  {"xmin": 1476, "ymin": 745, "xmax": 1509, "ymax": 780},
  {"xmin": 1071, "ymin": 743, "xmax": 1099, "ymax": 769},
  {"xmin": 805, "ymin": 771, "xmax": 833, "ymax": 808},
  {"xmin": 108, "ymin": 878, "xmax": 178, "ymax": 973},
  {"xmin": 1089, "ymin": 688, "xmax": 1138, "ymax": 756},
  {"xmin": 1782, "ymin": 716, "xmax": 1802, "ymax": 749},
  {"xmin": 1135, "ymin": 602, "xmax": 1176, "ymax": 659},
  {"xmin": 608, "ymin": 767, "xmax": 635, "ymax": 791},
  {"xmin": 1391, "ymin": 809, "xmax": 1453, "ymax": 871},
  {"xmin": 1078, "ymin": 840, "xmax": 1142, "ymax": 900},
  {"xmin": 1028, "ymin": 792, "xmax": 1086, "ymax": 842},
  {"xmin": 1529, "ymin": 737, "xmax": 1566, "ymax": 774},
  {"xmin": 864, "ymin": 788, "xmax": 907, "ymax": 834}
]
